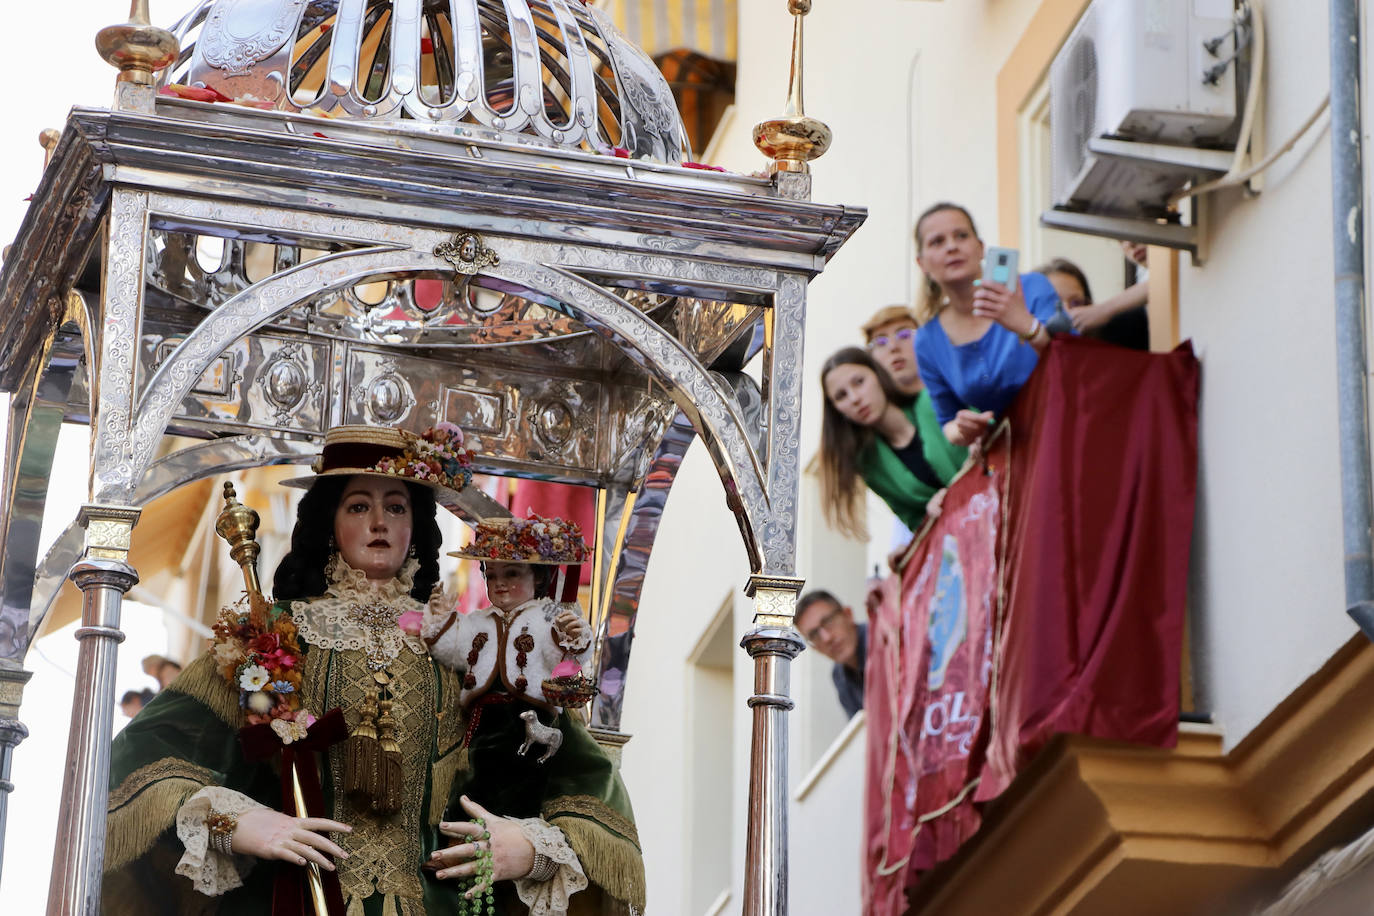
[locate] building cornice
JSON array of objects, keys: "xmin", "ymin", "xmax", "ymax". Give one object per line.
[{"xmin": 907, "ymin": 634, "xmax": 1374, "ymax": 914}]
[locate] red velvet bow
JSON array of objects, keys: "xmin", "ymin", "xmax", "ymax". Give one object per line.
[{"xmin": 240, "ymin": 708, "xmax": 349, "ymax": 916}]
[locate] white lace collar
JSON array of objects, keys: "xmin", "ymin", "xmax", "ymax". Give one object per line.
[
  {"xmin": 322, "ymin": 553, "xmax": 420, "ymax": 602},
  {"xmin": 291, "ymin": 555, "xmax": 428, "ymax": 668}
]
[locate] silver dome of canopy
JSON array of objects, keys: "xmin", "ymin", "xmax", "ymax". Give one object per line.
[{"xmin": 165, "ymin": 0, "xmax": 690, "ymax": 163}]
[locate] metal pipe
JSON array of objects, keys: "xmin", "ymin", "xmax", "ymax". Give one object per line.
[
  {"xmin": 1328, "ymin": 0, "xmax": 1374, "ymax": 637},
  {"xmin": 740, "ymin": 625, "xmax": 803, "ymax": 916},
  {"xmin": 45, "ymin": 558, "xmax": 137, "ymax": 916}
]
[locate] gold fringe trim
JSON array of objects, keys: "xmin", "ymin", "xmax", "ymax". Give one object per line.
[
  {"xmin": 429, "ymin": 745, "xmax": 463, "ymax": 825},
  {"xmin": 105, "ymin": 758, "xmax": 214, "ymax": 872},
  {"xmin": 543, "ymin": 794, "xmax": 640, "ymax": 848},
  {"xmin": 108, "ymin": 757, "xmax": 215, "ymax": 811},
  {"xmin": 549, "ymin": 813, "xmax": 646, "ymax": 911},
  {"xmin": 166, "ymin": 652, "xmax": 245, "ymax": 729}
]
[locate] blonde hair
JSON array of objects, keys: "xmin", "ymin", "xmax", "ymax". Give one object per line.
[
  {"xmin": 913, "ymin": 201, "xmax": 980, "ymax": 324},
  {"xmin": 860, "ymin": 304, "xmax": 920, "ymax": 342}
]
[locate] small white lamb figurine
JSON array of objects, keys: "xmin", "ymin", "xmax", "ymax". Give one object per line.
[{"xmin": 518, "ymin": 709, "xmax": 563, "ymax": 764}]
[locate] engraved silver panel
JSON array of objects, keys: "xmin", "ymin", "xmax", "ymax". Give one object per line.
[
  {"xmin": 343, "ymin": 347, "xmax": 603, "ymax": 474},
  {"xmin": 589, "ymin": 410, "xmax": 694, "ymax": 731},
  {"xmin": 140, "ymin": 327, "xmax": 329, "ymax": 433},
  {"xmin": 0, "ymin": 319, "xmax": 84, "ymax": 661}
]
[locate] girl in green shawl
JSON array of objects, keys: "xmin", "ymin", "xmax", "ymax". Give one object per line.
[{"xmin": 819, "ymin": 347, "xmax": 969, "ymax": 543}]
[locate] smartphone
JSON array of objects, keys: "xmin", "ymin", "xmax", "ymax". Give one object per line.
[{"xmin": 981, "ymin": 246, "xmax": 1019, "ymax": 292}]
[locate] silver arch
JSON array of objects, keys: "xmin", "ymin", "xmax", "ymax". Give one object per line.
[{"xmin": 119, "ymin": 247, "xmax": 775, "ymax": 570}]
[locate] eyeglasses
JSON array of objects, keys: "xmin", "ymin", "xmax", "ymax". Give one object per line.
[
  {"xmin": 866, "ymin": 327, "xmax": 915, "ymax": 351},
  {"xmin": 801, "ymin": 605, "xmax": 845, "ymax": 644}
]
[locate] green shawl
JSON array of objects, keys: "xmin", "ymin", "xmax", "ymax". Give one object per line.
[{"xmin": 857, "ymin": 390, "xmax": 969, "ymax": 532}]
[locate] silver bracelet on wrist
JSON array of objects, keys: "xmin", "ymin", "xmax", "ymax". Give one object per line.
[{"xmin": 525, "ymin": 851, "xmax": 558, "ymax": 882}]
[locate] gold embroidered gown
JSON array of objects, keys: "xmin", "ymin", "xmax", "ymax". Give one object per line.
[{"xmin": 103, "ymin": 558, "xmax": 466, "ymax": 916}]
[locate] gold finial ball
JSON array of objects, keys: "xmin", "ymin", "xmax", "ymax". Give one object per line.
[
  {"xmin": 753, "ymin": 116, "xmax": 833, "ymax": 174},
  {"xmin": 788, "ymin": 0, "xmax": 813, "ymax": 14},
  {"xmin": 95, "ymin": 17, "xmax": 179, "ymax": 85},
  {"xmin": 39, "ymin": 129, "xmax": 61, "ymax": 152}
]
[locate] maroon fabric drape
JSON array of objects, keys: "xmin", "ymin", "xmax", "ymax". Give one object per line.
[
  {"xmin": 240, "ymin": 709, "xmax": 349, "ymax": 916},
  {"xmin": 861, "ymin": 337, "xmax": 1199, "ymax": 911},
  {"xmin": 978, "ymin": 337, "xmax": 1198, "ymax": 799}
]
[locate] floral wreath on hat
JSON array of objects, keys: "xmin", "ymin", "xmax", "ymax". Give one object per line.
[
  {"xmin": 448, "ymin": 513, "xmax": 590, "ymax": 565},
  {"xmin": 371, "ymin": 423, "xmax": 474, "ymax": 492},
  {"xmin": 282, "ymin": 422, "xmax": 475, "ymax": 493}
]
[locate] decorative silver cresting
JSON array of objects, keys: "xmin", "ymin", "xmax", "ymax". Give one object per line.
[
  {"xmin": 170, "ymin": 0, "xmax": 689, "ymax": 161},
  {"xmin": 433, "ymin": 232, "xmax": 501, "ymax": 275}
]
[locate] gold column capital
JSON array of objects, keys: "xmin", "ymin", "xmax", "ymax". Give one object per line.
[
  {"xmin": 745, "ymin": 574, "xmax": 806, "ymax": 628},
  {"xmin": 77, "ymin": 504, "xmax": 142, "ymax": 561}
]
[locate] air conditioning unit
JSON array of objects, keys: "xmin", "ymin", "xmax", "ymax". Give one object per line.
[{"xmin": 1050, "ymin": 0, "xmax": 1240, "ymax": 218}]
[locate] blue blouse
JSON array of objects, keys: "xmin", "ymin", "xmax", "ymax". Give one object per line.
[{"xmin": 915, "ymin": 271, "xmax": 1063, "ymax": 425}]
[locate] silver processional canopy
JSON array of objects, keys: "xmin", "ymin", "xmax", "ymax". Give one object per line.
[{"xmin": 0, "ymin": 1, "xmax": 861, "ymax": 911}]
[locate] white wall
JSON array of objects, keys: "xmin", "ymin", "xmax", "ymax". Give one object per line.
[
  {"xmin": 1179, "ymin": 0, "xmax": 1354, "ymax": 749},
  {"xmin": 618, "ymin": 0, "xmax": 1087, "ymax": 910},
  {"xmin": 617, "ymin": 444, "xmax": 751, "ymax": 913}
]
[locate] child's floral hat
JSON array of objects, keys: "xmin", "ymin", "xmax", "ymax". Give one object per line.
[
  {"xmin": 282, "ymin": 423, "xmax": 474, "ymax": 494},
  {"xmin": 448, "ymin": 514, "xmax": 590, "ymax": 565}
]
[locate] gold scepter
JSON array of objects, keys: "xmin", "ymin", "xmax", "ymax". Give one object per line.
[{"xmin": 216, "ymin": 482, "xmax": 333, "ymax": 916}]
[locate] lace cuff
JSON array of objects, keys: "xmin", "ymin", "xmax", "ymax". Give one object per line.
[
  {"xmin": 174, "ymin": 786, "xmax": 268, "ymax": 896},
  {"xmin": 511, "ymin": 817, "xmax": 588, "ymax": 916}
]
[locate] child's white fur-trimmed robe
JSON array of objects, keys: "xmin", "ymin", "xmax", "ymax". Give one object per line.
[{"xmin": 422, "ymin": 597, "xmax": 590, "ymax": 712}]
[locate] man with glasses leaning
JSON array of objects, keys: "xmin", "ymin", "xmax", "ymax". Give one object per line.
[{"xmin": 795, "ymin": 589, "xmax": 867, "ymax": 718}]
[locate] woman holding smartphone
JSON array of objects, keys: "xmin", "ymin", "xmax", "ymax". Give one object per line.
[{"xmin": 911, "ymin": 201, "xmax": 1064, "ymax": 446}]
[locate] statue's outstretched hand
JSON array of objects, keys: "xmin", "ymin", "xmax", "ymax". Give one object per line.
[{"xmin": 230, "ymin": 808, "xmax": 351, "ymax": 869}]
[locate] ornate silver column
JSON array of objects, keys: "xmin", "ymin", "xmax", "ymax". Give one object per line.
[
  {"xmin": 740, "ymin": 576, "xmax": 805, "ymax": 916},
  {"xmin": 0, "ymin": 666, "xmax": 32, "ymax": 887},
  {"xmin": 45, "ymin": 508, "xmax": 140, "ymax": 916}
]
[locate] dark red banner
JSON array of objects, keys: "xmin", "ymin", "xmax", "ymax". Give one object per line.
[
  {"xmin": 862, "ymin": 338, "xmax": 1198, "ymax": 914},
  {"xmin": 863, "ymin": 435, "xmax": 1006, "ymax": 916}
]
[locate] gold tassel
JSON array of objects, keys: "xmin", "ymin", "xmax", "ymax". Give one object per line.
[
  {"xmin": 344, "ymin": 689, "xmax": 380, "ymax": 802},
  {"xmin": 374, "ymin": 697, "xmax": 403, "ymax": 815},
  {"xmin": 428, "ymin": 745, "xmax": 463, "ymax": 824}
]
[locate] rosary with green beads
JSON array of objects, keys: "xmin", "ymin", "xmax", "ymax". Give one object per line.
[{"xmin": 457, "ymin": 818, "xmax": 496, "ymax": 916}]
